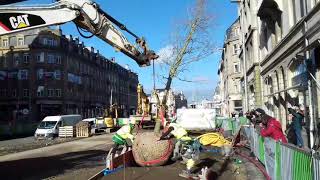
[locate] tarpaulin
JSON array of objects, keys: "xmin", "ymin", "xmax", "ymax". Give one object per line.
[{"xmin": 176, "ymin": 109, "xmax": 216, "ymax": 131}]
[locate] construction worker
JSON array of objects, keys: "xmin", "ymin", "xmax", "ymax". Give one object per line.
[
  {"xmin": 159, "ymin": 121, "xmax": 192, "ymax": 159},
  {"xmin": 159, "ymin": 121, "xmax": 196, "ymax": 177},
  {"xmin": 110, "ymin": 119, "xmax": 136, "ymax": 155}
]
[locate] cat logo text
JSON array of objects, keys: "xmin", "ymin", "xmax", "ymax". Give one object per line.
[{"xmin": 9, "ymin": 15, "xmax": 30, "ymax": 29}]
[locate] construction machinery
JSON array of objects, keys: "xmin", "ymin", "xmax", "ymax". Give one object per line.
[
  {"xmin": 130, "ymin": 84, "xmax": 153, "ymax": 127},
  {"xmin": 0, "ymin": 1, "xmax": 159, "ymax": 176},
  {"xmin": 0, "ymin": 0, "xmax": 158, "ymax": 66}
]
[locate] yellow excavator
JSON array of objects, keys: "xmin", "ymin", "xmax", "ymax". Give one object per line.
[{"xmin": 130, "ymin": 84, "xmax": 152, "ymax": 127}]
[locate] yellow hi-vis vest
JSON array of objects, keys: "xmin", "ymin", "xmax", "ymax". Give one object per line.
[
  {"xmin": 169, "ymin": 123, "xmax": 188, "ymax": 140},
  {"xmin": 116, "ymin": 124, "xmax": 134, "ymax": 141}
]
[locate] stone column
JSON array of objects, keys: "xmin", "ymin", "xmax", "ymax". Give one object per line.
[
  {"xmin": 272, "ymin": 73, "xmax": 279, "ymax": 118},
  {"xmin": 278, "ymin": 68, "xmax": 287, "ymax": 130}
]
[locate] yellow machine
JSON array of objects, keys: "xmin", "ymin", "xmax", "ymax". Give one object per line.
[
  {"xmin": 137, "ymin": 84, "xmax": 150, "ymax": 116},
  {"xmin": 103, "ymin": 104, "xmax": 119, "ymax": 128}
]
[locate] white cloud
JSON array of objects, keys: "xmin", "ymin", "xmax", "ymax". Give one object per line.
[{"xmin": 156, "ymin": 45, "xmax": 176, "ymax": 64}]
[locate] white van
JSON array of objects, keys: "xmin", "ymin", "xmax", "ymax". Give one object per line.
[{"xmin": 34, "ymin": 115, "xmax": 82, "ymax": 139}]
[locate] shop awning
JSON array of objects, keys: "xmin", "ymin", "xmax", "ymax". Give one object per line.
[{"xmin": 264, "ymin": 83, "xmax": 306, "ymax": 97}]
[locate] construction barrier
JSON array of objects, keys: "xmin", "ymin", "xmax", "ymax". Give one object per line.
[
  {"xmin": 242, "ymin": 126, "xmax": 317, "ymax": 180},
  {"xmin": 313, "ymin": 155, "xmax": 320, "ymax": 180}
]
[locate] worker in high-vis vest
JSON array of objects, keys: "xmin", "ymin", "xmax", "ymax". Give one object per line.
[
  {"xmin": 159, "ymin": 121, "xmax": 192, "ymax": 160},
  {"xmin": 110, "ymin": 119, "xmax": 136, "ymax": 154}
]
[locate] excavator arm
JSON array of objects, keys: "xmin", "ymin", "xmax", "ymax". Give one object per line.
[{"xmin": 0, "ymin": 0, "xmax": 158, "ymax": 66}]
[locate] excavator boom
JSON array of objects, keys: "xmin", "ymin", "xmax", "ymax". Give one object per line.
[{"xmin": 0, "ymin": 0, "xmax": 158, "ymax": 66}]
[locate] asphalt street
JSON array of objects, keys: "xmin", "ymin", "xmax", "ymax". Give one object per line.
[{"xmin": 0, "ymin": 134, "xmax": 114, "ymax": 180}]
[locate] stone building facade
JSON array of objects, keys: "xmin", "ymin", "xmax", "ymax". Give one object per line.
[
  {"xmin": 0, "ymin": 27, "xmax": 138, "ymax": 126},
  {"xmin": 258, "ymin": 0, "xmax": 320, "ymax": 133},
  {"xmin": 230, "ymin": 0, "xmax": 320, "ymax": 146},
  {"xmin": 217, "ymin": 18, "xmax": 243, "ymax": 116}
]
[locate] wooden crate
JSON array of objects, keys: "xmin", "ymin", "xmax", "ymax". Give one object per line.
[
  {"xmin": 76, "ymin": 121, "xmax": 91, "ymax": 137},
  {"xmin": 58, "ymin": 126, "xmax": 76, "ymax": 138}
]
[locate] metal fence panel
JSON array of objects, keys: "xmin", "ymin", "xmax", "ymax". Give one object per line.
[
  {"xmin": 259, "ymin": 136, "xmax": 265, "ymax": 165},
  {"xmin": 313, "ymin": 156, "xmax": 320, "ymax": 180},
  {"xmin": 253, "ymin": 129, "xmax": 260, "ymax": 158},
  {"xmin": 275, "ymin": 142, "xmax": 281, "ymax": 180},
  {"xmin": 281, "ymin": 144, "xmax": 293, "ymax": 180},
  {"xmin": 264, "ymin": 138, "xmax": 277, "ymax": 180},
  {"xmin": 293, "ymin": 150, "xmax": 312, "ymax": 180}
]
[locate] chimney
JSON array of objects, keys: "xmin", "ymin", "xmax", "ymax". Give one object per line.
[{"xmin": 91, "ymin": 47, "xmax": 94, "ymax": 53}]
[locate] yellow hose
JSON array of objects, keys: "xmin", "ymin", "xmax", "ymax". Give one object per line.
[{"xmin": 196, "ymin": 133, "xmax": 231, "ymax": 147}]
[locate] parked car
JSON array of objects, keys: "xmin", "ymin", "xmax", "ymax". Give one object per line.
[{"xmin": 34, "ymin": 114, "xmax": 82, "ymax": 139}]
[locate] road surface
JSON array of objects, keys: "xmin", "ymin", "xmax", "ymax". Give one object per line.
[
  {"xmin": 0, "ymin": 136, "xmax": 80, "ymax": 156},
  {"xmin": 0, "ymin": 134, "xmax": 114, "ymax": 180}
]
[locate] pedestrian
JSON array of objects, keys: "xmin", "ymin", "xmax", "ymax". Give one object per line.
[
  {"xmin": 288, "ymin": 106, "xmax": 304, "ymax": 148},
  {"xmin": 255, "ymin": 108, "xmax": 266, "ymax": 117},
  {"xmin": 286, "ymin": 114, "xmax": 297, "ymax": 145},
  {"xmin": 260, "ymin": 114, "xmax": 287, "ymax": 143},
  {"xmin": 239, "ymin": 110, "xmax": 243, "ymax": 117}
]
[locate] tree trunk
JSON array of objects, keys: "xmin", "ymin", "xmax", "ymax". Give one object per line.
[{"xmin": 153, "ymin": 20, "xmax": 198, "ymax": 133}]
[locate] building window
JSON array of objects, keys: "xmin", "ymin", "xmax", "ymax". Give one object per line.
[
  {"xmin": 17, "ymin": 37, "xmax": 24, "ymax": 46},
  {"xmin": 54, "ymin": 70, "xmax": 61, "ymax": 80},
  {"xmin": 56, "ymin": 56, "xmax": 61, "ymax": 64},
  {"xmin": 48, "ymin": 54, "xmax": 55, "ymax": 64},
  {"xmin": 37, "ymin": 86, "xmax": 44, "ymax": 97},
  {"xmin": 233, "ymin": 44, "xmax": 239, "ymax": 54},
  {"xmin": 37, "ymin": 69, "xmax": 44, "ymax": 80},
  {"xmin": 48, "ymin": 38, "xmax": 53, "ymax": 46},
  {"xmin": 48, "ymin": 89, "xmax": 54, "ymax": 97},
  {"xmin": 23, "ymin": 89, "xmax": 29, "ymax": 97},
  {"xmin": 12, "ymin": 89, "xmax": 17, "ymax": 97},
  {"xmin": 43, "ymin": 38, "xmax": 47, "ymax": 45},
  {"xmin": 234, "ymin": 100, "xmax": 242, "ymax": 108},
  {"xmin": 55, "ymin": 89, "xmax": 61, "ymax": 97},
  {"xmin": 2, "ymin": 39, "xmax": 8, "ymax": 47},
  {"xmin": 36, "ymin": 52, "xmax": 44, "ymax": 63},
  {"xmin": 234, "ymin": 63, "xmax": 240, "ymax": 73},
  {"xmin": 23, "ymin": 54, "xmax": 30, "ymax": 64},
  {"xmin": 14, "ymin": 54, "xmax": 20, "ymax": 66},
  {"xmin": 18, "ymin": 69, "xmax": 28, "ymax": 80}
]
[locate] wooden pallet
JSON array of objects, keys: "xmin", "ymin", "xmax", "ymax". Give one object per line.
[
  {"xmin": 58, "ymin": 126, "xmax": 76, "ymax": 138},
  {"xmin": 76, "ymin": 122, "xmax": 91, "ymax": 137}
]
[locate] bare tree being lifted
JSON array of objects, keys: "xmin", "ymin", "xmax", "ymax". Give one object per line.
[
  {"xmin": 133, "ymin": 0, "xmax": 217, "ymax": 167},
  {"xmin": 153, "ymin": 0, "xmax": 216, "ymax": 133}
]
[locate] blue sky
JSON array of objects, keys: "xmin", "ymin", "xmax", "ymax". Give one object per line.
[{"xmin": 15, "ymin": 0, "xmax": 238, "ymax": 102}]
